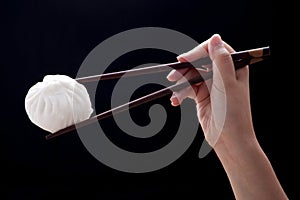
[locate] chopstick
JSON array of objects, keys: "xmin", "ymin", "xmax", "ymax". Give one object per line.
[
  {"xmin": 75, "ymin": 59, "xmax": 211, "ymax": 83},
  {"xmin": 45, "ymin": 46, "xmax": 270, "ymax": 140},
  {"xmin": 75, "ymin": 46, "xmax": 270, "ymax": 83}
]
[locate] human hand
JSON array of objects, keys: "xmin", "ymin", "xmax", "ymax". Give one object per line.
[
  {"xmin": 167, "ymin": 34, "xmax": 256, "ymax": 149},
  {"xmin": 168, "ymin": 34, "xmax": 288, "ymax": 200}
]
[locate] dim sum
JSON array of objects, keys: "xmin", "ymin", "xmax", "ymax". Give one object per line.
[{"xmin": 25, "ymin": 75, "xmax": 93, "ymax": 133}]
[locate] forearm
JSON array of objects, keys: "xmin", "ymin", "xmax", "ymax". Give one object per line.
[{"xmin": 214, "ymin": 132, "xmax": 288, "ymax": 200}]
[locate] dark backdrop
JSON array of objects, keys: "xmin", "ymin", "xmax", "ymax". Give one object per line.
[{"xmin": 2, "ymin": 0, "xmax": 297, "ymax": 199}]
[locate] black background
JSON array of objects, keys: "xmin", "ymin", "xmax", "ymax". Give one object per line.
[{"xmin": 2, "ymin": 0, "xmax": 298, "ymax": 199}]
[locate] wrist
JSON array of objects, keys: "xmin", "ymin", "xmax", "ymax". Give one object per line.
[
  {"xmin": 212, "ymin": 131, "xmax": 288, "ymax": 200},
  {"xmin": 213, "ymin": 130, "xmax": 260, "ymax": 163}
]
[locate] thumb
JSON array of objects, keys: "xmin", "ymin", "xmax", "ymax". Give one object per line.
[{"xmin": 208, "ymin": 34, "xmax": 236, "ymax": 84}]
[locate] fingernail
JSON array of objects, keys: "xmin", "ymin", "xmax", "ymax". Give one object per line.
[
  {"xmin": 166, "ymin": 70, "xmax": 176, "ymax": 80},
  {"xmin": 170, "ymin": 94, "xmax": 179, "ymax": 106},
  {"xmin": 211, "ymin": 34, "xmax": 223, "ymax": 48},
  {"xmin": 177, "ymin": 54, "xmax": 188, "ymax": 63},
  {"xmin": 176, "ymin": 55, "xmax": 182, "ymax": 60}
]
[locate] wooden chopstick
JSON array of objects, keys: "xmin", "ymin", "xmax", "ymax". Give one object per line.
[
  {"xmin": 75, "ymin": 59, "xmax": 211, "ymax": 83},
  {"xmin": 45, "ymin": 46, "xmax": 270, "ymax": 140},
  {"xmin": 75, "ymin": 46, "xmax": 270, "ymax": 83}
]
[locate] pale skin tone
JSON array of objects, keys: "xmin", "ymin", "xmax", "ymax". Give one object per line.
[{"xmin": 167, "ymin": 34, "xmax": 288, "ymax": 200}]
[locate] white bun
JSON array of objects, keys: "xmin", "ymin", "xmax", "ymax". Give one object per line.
[{"xmin": 25, "ymin": 75, "xmax": 93, "ymax": 133}]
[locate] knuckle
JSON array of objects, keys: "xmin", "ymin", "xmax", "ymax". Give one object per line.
[{"xmin": 218, "ymin": 51, "xmax": 232, "ymax": 64}]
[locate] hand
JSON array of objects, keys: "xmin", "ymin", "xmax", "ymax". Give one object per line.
[
  {"xmin": 167, "ymin": 34, "xmax": 288, "ymax": 200},
  {"xmin": 167, "ymin": 34, "xmax": 256, "ymax": 148}
]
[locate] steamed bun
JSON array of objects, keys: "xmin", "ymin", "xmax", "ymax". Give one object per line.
[{"xmin": 25, "ymin": 75, "xmax": 93, "ymax": 133}]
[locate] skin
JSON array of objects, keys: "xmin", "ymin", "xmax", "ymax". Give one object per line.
[{"xmin": 167, "ymin": 34, "xmax": 288, "ymax": 200}]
